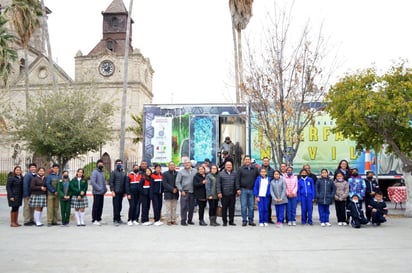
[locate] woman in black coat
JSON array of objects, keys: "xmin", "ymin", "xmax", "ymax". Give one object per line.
[
  {"xmin": 193, "ymin": 166, "xmax": 208, "ymax": 226},
  {"xmin": 6, "ymin": 166, "xmax": 23, "ymax": 227}
]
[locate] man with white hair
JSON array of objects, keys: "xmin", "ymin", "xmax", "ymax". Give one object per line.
[{"xmin": 176, "ymin": 160, "xmax": 197, "ymax": 226}]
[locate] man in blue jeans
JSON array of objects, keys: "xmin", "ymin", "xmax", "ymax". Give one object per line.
[{"xmin": 237, "ymin": 156, "xmax": 259, "ymax": 226}]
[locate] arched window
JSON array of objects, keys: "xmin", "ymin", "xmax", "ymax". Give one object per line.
[
  {"xmin": 107, "ymin": 40, "xmax": 114, "ymax": 51},
  {"xmin": 111, "ymin": 17, "xmax": 118, "ymax": 27}
]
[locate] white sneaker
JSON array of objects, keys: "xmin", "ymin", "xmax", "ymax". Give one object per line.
[
  {"xmin": 326, "ymin": 222, "xmax": 332, "ymax": 227},
  {"xmin": 154, "ymin": 221, "xmax": 164, "ymax": 226},
  {"xmin": 288, "ymin": 222, "xmax": 292, "ymax": 226},
  {"xmin": 127, "ymin": 221, "xmax": 133, "ymax": 226},
  {"xmin": 142, "ymin": 221, "xmax": 153, "ymax": 226},
  {"xmin": 292, "ymin": 221, "xmax": 297, "ymax": 226},
  {"xmin": 338, "ymin": 222, "xmax": 343, "ymax": 226},
  {"xmin": 321, "ymin": 223, "xmax": 326, "ymax": 227},
  {"xmin": 259, "ymin": 223, "xmax": 264, "ymax": 227},
  {"xmin": 263, "ymin": 223, "xmax": 268, "ymax": 227},
  {"xmin": 93, "ymin": 221, "xmax": 101, "ymax": 226},
  {"xmin": 343, "ymin": 222, "xmax": 348, "ymax": 226},
  {"xmin": 132, "ymin": 220, "xmax": 139, "ymax": 225}
]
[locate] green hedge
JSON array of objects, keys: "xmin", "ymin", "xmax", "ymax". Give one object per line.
[{"xmin": 0, "ymin": 172, "xmax": 9, "ymax": 186}]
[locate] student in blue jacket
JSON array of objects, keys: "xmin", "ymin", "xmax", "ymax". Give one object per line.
[
  {"xmin": 297, "ymin": 169, "xmax": 315, "ymax": 225},
  {"xmin": 253, "ymin": 168, "xmax": 271, "ymax": 227}
]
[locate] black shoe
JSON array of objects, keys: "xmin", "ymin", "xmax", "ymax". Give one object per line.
[
  {"xmin": 248, "ymin": 222, "xmax": 256, "ymax": 226},
  {"xmin": 187, "ymin": 221, "xmax": 195, "ymax": 225},
  {"xmin": 24, "ymin": 222, "xmax": 34, "ymax": 226},
  {"xmin": 242, "ymin": 222, "xmax": 247, "ymax": 227},
  {"xmin": 181, "ymin": 221, "xmax": 187, "ymax": 226},
  {"xmin": 223, "ymin": 222, "xmax": 228, "ymax": 226},
  {"xmin": 268, "ymin": 220, "xmax": 276, "ymax": 224},
  {"xmin": 199, "ymin": 220, "xmax": 207, "ymax": 226},
  {"xmin": 229, "ymin": 222, "xmax": 236, "ymax": 226}
]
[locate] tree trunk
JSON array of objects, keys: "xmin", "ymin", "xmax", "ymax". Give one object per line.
[
  {"xmin": 40, "ymin": 0, "xmax": 57, "ymax": 92},
  {"xmin": 403, "ymin": 171, "xmax": 412, "ymax": 217},
  {"xmin": 119, "ymin": 0, "xmax": 133, "ymax": 160},
  {"xmin": 232, "ymin": 26, "xmax": 240, "ymax": 103},
  {"xmin": 237, "ymin": 28, "xmax": 243, "ymax": 102},
  {"xmin": 24, "ymin": 48, "xmax": 29, "ymax": 110}
]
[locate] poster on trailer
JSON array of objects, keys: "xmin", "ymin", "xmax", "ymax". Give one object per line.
[{"xmin": 152, "ymin": 116, "xmax": 172, "ymax": 164}]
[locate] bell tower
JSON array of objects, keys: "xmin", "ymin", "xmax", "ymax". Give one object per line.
[{"xmin": 88, "ymin": 0, "xmax": 133, "ymax": 56}]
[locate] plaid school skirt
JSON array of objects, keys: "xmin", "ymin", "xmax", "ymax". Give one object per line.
[
  {"xmin": 71, "ymin": 196, "xmax": 88, "ymax": 209},
  {"xmin": 29, "ymin": 194, "xmax": 47, "ymax": 208}
]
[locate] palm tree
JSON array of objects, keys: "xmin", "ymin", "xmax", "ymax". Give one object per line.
[
  {"xmin": 40, "ymin": 0, "xmax": 57, "ymax": 92},
  {"xmin": 229, "ymin": 0, "xmax": 253, "ymax": 103},
  {"xmin": 0, "ymin": 14, "xmax": 17, "ymax": 87},
  {"xmin": 6, "ymin": 0, "xmax": 42, "ymax": 110},
  {"xmin": 126, "ymin": 114, "xmax": 143, "ymax": 144}
]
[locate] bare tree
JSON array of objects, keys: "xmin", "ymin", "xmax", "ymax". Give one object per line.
[
  {"xmin": 242, "ymin": 2, "xmax": 334, "ymax": 169},
  {"xmin": 229, "ymin": 0, "xmax": 253, "ymax": 103}
]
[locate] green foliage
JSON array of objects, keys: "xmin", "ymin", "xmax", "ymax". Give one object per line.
[
  {"xmin": 11, "ymin": 87, "xmax": 115, "ymax": 168},
  {"xmin": 126, "ymin": 114, "xmax": 143, "ymax": 144},
  {"xmin": 6, "ymin": 0, "xmax": 42, "ymax": 48},
  {"xmin": 0, "ymin": 171, "xmax": 9, "ymax": 186},
  {"xmin": 82, "ymin": 162, "xmax": 110, "ymax": 182},
  {"xmin": 0, "ymin": 15, "xmax": 18, "ymax": 87},
  {"xmin": 325, "ymin": 63, "xmax": 412, "ymax": 171}
]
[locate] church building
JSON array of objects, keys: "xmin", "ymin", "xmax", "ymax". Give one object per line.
[{"xmin": 0, "ymin": 0, "xmax": 153, "ymax": 171}]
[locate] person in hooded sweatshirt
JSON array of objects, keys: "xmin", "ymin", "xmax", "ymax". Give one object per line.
[
  {"xmin": 348, "ymin": 168, "xmax": 366, "ymax": 206},
  {"xmin": 334, "ymin": 171, "xmax": 349, "ymax": 226},
  {"xmin": 347, "ymin": 194, "xmax": 368, "ymax": 228},
  {"xmin": 316, "ymin": 169, "xmax": 336, "ymax": 227},
  {"xmin": 297, "ymin": 169, "xmax": 315, "ymax": 225},
  {"xmin": 270, "ymin": 170, "xmax": 287, "ymax": 228},
  {"xmin": 284, "ymin": 166, "xmax": 298, "ymax": 226},
  {"xmin": 367, "ymin": 190, "xmax": 388, "ymax": 226}
]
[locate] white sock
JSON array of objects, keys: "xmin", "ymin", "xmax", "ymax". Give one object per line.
[
  {"xmin": 75, "ymin": 211, "xmax": 80, "ymax": 225},
  {"xmin": 80, "ymin": 212, "xmax": 85, "ymax": 225},
  {"xmin": 34, "ymin": 211, "xmax": 40, "ymax": 225},
  {"xmin": 39, "ymin": 211, "xmax": 43, "ymax": 224}
]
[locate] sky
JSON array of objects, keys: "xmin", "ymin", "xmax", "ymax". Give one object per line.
[{"xmin": 46, "ymin": 0, "xmax": 412, "ymax": 104}]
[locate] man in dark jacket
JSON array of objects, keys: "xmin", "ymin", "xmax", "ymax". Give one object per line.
[
  {"xmin": 109, "ymin": 159, "xmax": 127, "ymax": 226},
  {"xmin": 217, "ymin": 161, "xmax": 240, "ymax": 226},
  {"xmin": 162, "ymin": 161, "xmax": 179, "ymax": 225},
  {"xmin": 23, "ymin": 163, "xmax": 37, "ymax": 226},
  {"xmin": 237, "ymin": 156, "xmax": 259, "ymax": 226}
]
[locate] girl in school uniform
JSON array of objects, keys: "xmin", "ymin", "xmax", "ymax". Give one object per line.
[
  {"xmin": 140, "ymin": 168, "xmax": 153, "ymax": 226},
  {"xmin": 253, "ymin": 168, "xmax": 271, "ymax": 226},
  {"xmin": 70, "ymin": 168, "xmax": 88, "ymax": 226},
  {"xmin": 29, "ymin": 167, "xmax": 47, "ymax": 227},
  {"xmin": 57, "ymin": 170, "xmax": 71, "ymax": 226},
  {"xmin": 270, "ymin": 170, "xmax": 288, "ymax": 228}
]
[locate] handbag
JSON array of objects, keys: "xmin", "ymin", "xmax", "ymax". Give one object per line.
[{"xmin": 216, "ymin": 200, "xmax": 223, "ymax": 217}]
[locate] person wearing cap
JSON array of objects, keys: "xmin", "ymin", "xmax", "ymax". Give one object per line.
[
  {"xmin": 219, "ymin": 151, "xmax": 234, "ymax": 172},
  {"xmin": 218, "ymin": 137, "xmax": 235, "ymax": 165},
  {"xmin": 202, "ymin": 158, "xmax": 211, "ymax": 173}
]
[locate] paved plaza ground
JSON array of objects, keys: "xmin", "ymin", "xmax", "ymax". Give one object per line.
[{"xmin": 0, "ymin": 192, "xmax": 411, "ymax": 273}]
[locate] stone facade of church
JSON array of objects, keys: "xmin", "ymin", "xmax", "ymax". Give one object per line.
[{"xmin": 0, "ymin": 0, "xmax": 153, "ymax": 171}]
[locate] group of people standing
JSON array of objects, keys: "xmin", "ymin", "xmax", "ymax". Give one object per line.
[
  {"xmin": 6, "ymin": 163, "xmax": 88, "ymax": 227},
  {"xmin": 5, "ymin": 157, "xmax": 388, "ymax": 229}
]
